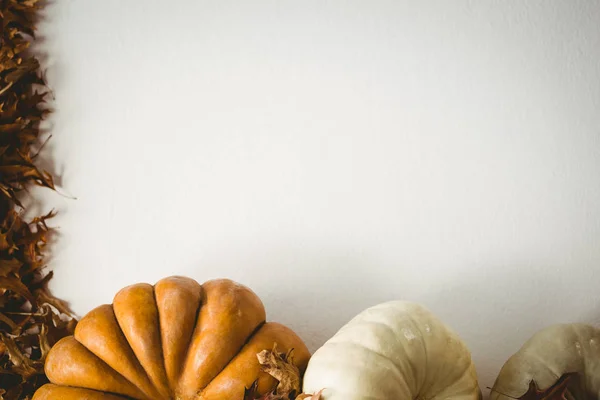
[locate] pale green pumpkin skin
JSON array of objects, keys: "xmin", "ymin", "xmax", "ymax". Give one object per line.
[
  {"xmin": 490, "ymin": 323, "xmax": 600, "ymax": 400},
  {"xmin": 302, "ymin": 301, "xmax": 481, "ymax": 400}
]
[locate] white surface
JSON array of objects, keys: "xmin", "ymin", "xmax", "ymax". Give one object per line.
[{"xmin": 38, "ymin": 0, "xmax": 600, "ymax": 394}]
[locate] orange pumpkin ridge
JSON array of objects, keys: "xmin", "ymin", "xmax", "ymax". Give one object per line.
[
  {"xmin": 154, "ymin": 276, "xmax": 204, "ymax": 392},
  {"xmin": 33, "ymin": 276, "xmax": 311, "ymax": 400}
]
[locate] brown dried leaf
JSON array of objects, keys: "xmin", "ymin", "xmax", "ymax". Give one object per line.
[
  {"xmin": 0, "ymin": 0, "xmax": 77, "ymax": 397},
  {"xmin": 0, "ymin": 232, "xmax": 11, "ymax": 251},
  {"xmin": 244, "ymin": 387, "xmax": 323, "ymax": 400},
  {"xmin": 245, "ymin": 344, "xmax": 320, "ymax": 400},
  {"xmin": 0, "ymin": 312, "xmax": 18, "ymax": 331},
  {"xmin": 517, "ymin": 373, "xmax": 577, "ymax": 400},
  {"xmin": 35, "ymin": 285, "xmax": 75, "ymax": 318},
  {"xmin": 0, "ymin": 122, "xmax": 25, "ymax": 134},
  {"xmin": 0, "ymin": 258, "xmax": 22, "ymax": 277},
  {"xmin": 0, "ymin": 276, "xmax": 35, "ymax": 304},
  {"xmin": 38, "ymin": 323, "xmax": 51, "ymax": 358},
  {"xmin": 257, "ymin": 344, "xmax": 301, "ymax": 396},
  {"xmin": 0, "ymin": 333, "xmax": 40, "ymax": 378},
  {"xmin": 3, "ymin": 385, "xmax": 24, "ymax": 400}
]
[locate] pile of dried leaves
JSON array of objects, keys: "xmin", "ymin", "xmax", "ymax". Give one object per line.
[
  {"xmin": 1, "ymin": 1, "xmax": 77, "ymax": 399},
  {"xmin": 245, "ymin": 345, "xmax": 323, "ymax": 400}
]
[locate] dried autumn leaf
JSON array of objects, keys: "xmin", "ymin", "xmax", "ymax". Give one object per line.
[
  {"xmin": 0, "ymin": 312, "xmax": 18, "ymax": 331},
  {"xmin": 0, "ymin": 0, "xmax": 77, "ymax": 397},
  {"xmin": 4, "ymin": 58, "xmax": 39, "ymax": 84},
  {"xmin": 35, "ymin": 287, "xmax": 72, "ymax": 316},
  {"xmin": 517, "ymin": 373, "xmax": 578, "ymax": 400},
  {"xmin": 246, "ymin": 344, "xmax": 322, "ymax": 400},
  {"xmin": 257, "ymin": 344, "xmax": 301, "ymax": 396},
  {"xmin": 0, "ymin": 232, "xmax": 10, "ymax": 251},
  {"xmin": 0, "ymin": 276, "xmax": 35, "ymax": 304},
  {"xmin": 0, "ymin": 258, "xmax": 22, "ymax": 277},
  {"xmin": 0, "ymin": 333, "xmax": 40, "ymax": 378}
]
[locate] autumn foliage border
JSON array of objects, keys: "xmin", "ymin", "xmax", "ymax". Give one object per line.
[{"xmin": 0, "ymin": 1, "xmax": 76, "ymax": 399}]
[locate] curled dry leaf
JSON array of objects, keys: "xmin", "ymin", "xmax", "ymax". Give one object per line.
[
  {"xmin": 515, "ymin": 373, "xmax": 578, "ymax": 400},
  {"xmin": 257, "ymin": 344, "xmax": 301, "ymax": 396},
  {"xmin": 244, "ymin": 344, "xmax": 323, "ymax": 400},
  {"xmin": 1, "ymin": 0, "xmax": 77, "ymax": 398}
]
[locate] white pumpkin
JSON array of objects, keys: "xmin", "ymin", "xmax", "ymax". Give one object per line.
[
  {"xmin": 302, "ymin": 301, "xmax": 481, "ymax": 400},
  {"xmin": 490, "ymin": 323, "xmax": 600, "ymax": 400}
]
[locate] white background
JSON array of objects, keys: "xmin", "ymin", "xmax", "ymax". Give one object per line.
[{"xmin": 37, "ymin": 0, "xmax": 600, "ymax": 394}]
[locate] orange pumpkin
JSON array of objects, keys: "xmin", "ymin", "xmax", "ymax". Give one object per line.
[{"xmin": 32, "ymin": 276, "xmax": 310, "ymax": 400}]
